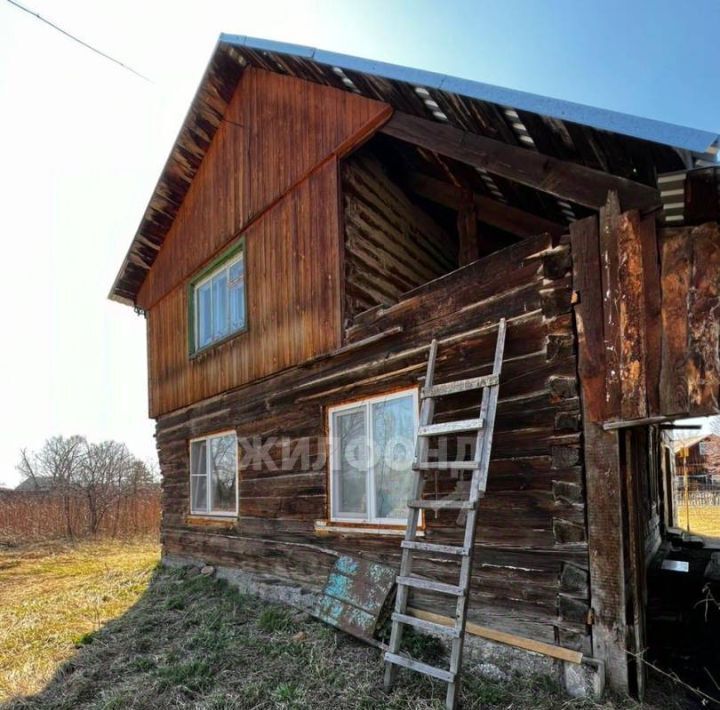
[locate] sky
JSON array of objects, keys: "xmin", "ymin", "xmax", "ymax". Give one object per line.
[{"xmin": 0, "ymin": 0, "xmax": 719, "ymax": 487}]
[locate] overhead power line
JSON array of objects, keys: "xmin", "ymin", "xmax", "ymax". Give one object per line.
[{"xmin": 6, "ymin": 0, "xmax": 151, "ymax": 82}]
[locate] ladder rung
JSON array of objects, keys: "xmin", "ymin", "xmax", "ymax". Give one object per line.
[
  {"xmin": 401, "ymin": 540, "xmax": 469, "ymax": 556},
  {"xmin": 391, "ymin": 612, "xmax": 461, "ymax": 639},
  {"xmin": 384, "ymin": 652, "xmax": 455, "ymax": 682},
  {"xmin": 417, "ymin": 418, "xmax": 484, "ymax": 437},
  {"xmin": 397, "ymin": 576, "xmax": 464, "ymax": 596},
  {"xmin": 422, "ymin": 374, "xmax": 499, "ymax": 399},
  {"xmin": 407, "ymin": 499, "xmax": 477, "ymax": 511},
  {"xmin": 413, "ymin": 460, "xmax": 478, "ymax": 470}
]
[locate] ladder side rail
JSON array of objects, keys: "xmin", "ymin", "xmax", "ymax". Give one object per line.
[
  {"xmin": 446, "ymin": 319, "xmax": 507, "ymax": 709},
  {"xmin": 474, "ymin": 318, "xmax": 507, "ymax": 494},
  {"xmin": 384, "ymin": 339, "xmax": 438, "ymax": 691}
]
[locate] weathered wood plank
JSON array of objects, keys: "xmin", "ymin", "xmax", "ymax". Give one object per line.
[
  {"xmin": 342, "ymin": 151, "xmax": 456, "ymax": 319},
  {"xmin": 599, "ymin": 192, "xmax": 622, "ymax": 420},
  {"xmin": 570, "ymin": 216, "xmax": 605, "ymax": 422},
  {"xmin": 638, "ymin": 216, "xmax": 662, "ymax": 416},
  {"xmin": 688, "ymin": 223, "xmax": 720, "ymax": 414},
  {"xmin": 617, "ymin": 210, "xmax": 648, "ymax": 420},
  {"xmin": 381, "ymin": 112, "xmax": 661, "ymax": 211},
  {"xmin": 659, "ymin": 230, "xmax": 691, "ymax": 415},
  {"xmin": 406, "ymin": 172, "xmax": 565, "ymax": 238},
  {"xmin": 582, "ymin": 424, "xmax": 628, "ymax": 691},
  {"xmin": 572, "ymin": 212, "xmax": 628, "ymax": 690}
]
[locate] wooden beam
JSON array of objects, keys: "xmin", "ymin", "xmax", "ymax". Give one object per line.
[
  {"xmin": 407, "ymin": 172, "xmax": 565, "ymax": 238},
  {"xmin": 571, "ymin": 215, "xmax": 629, "ymax": 693},
  {"xmin": 617, "ymin": 210, "xmax": 648, "ymax": 420},
  {"xmin": 688, "ymin": 223, "xmax": 720, "ymax": 414},
  {"xmin": 457, "ymin": 192, "xmax": 479, "ymax": 265},
  {"xmin": 570, "ymin": 217, "xmax": 606, "ymax": 422},
  {"xmin": 599, "ymin": 192, "xmax": 622, "ymax": 420},
  {"xmin": 405, "ymin": 607, "xmax": 583, "ymax": 664},
  {"xmin": 659, "ymin": 229, "xmax": 691, "ymax": 415},
  {"xmin": 382, "ymin": 112, "xmax": 661, "ymax": 212},
  {"xmin": 639, "ymin": 216, "xmax": 662, "ymax": 417}
]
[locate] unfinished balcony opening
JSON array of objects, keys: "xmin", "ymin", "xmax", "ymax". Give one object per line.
[{"xmin": 339, "ymin": 133, "xmax": 580, "ymax": 327}]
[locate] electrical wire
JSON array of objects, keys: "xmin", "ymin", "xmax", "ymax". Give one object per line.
[{"xmin": 6, "ymin": 0, "xmax": 151, "ymax": 82}]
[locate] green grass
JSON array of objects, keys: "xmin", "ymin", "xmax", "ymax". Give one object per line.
[{"xmin": 0, "ymin": 539, "xmax": 697, "ymax": 709}]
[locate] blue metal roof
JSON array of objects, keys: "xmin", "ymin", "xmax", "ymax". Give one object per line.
[{"xmin": 221, "ymin": 33, "xmax": 719, "ymax": 157}]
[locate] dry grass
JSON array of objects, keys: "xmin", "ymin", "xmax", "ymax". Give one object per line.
[
  {"xmin": 684, "ymin": 505, "xmax": 720, "ymax": 538},
  {"xmin": 0, "ymin": 541, "xmax": 695, "ymax": 709},
  {"xmin": 0, "ymin": 538, "xmax": 159, "ymax": 702},
  {"xmin": 0, "ymin": 490, "xmax": 160, "ymax": 544}
]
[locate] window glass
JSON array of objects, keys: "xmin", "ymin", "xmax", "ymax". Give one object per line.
[
  {"xmin": 330, "ymin": 391, "xmax": 417, "ymax": 524},
  {"xmin": 210, "ymin": 434, "xmax": 237, "ymax": 513},
  {"xmin": 212, "ymin": 270, "xmax": 228, "ymax": 340},
  {"xmin": 333, "ymin": 407, "xmax": 368, "ymax": 517},
  {"xmin": 197, "ymin": 282, "xmax": 213, "ymax": 349},
  {"xmin": 191, "ymin": 474, "xmax": 208, "ymax": 512},
  {"xmin": 229, "ymin": 257, "xmax": 246, "ymax": 332},
  {"xmin": 190, "ymin": 433, "xmax": 237, "ymax": 515},
  {"xmin": 192, "ymin": 248, "xmax": 245, "ymax": 353},
  {"xmin": 372, "ymin": 395, "xmax": 415, "ymax": 520}
]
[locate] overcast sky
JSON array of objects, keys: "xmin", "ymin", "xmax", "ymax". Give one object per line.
[{"xmin": 1, "ymin": 0, "xmax": 718, "ymax": 487}]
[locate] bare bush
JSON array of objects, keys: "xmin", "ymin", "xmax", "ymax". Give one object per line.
[{"xmin": 2, "ymin": 435, "xmax": 161, "ymax": 542}]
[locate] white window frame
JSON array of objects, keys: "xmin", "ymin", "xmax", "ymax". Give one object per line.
[
  {"xmin": 189, "ymin": 430, "xmax": 239, "ymax": 517},
  {"xmin": 193, "ymin": 249, "xmax": 246, "ymax": 353},
  {"xmin": 328, "ymin": 388, "xmax": 419, "ymax": 525}
]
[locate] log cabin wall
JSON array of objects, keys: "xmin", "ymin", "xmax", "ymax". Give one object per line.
[
  {"xmin": 341, "ymin": 150, "xmax": 457, "ymax": 321},
  {"xmin": 138, "ymin": 68, "xmax": 391, "ymax": 417},
  {"xmin": 158, "ymin": 232, "xmax": 591, "ymax": 652}
]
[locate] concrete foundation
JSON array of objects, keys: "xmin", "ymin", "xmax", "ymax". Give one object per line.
[{"xmin": 163, "ymin": 553, "xmax": 605, "ymax": 699}]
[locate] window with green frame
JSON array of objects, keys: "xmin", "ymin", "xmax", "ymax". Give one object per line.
[{"xmin": 188, "ymin": 240, "xmax": 246, "ymax": 355}]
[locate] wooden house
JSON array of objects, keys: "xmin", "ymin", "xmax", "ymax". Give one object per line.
[{"xmin": 109, "ymin": 35, "xmax": 720, "ymax": 696}]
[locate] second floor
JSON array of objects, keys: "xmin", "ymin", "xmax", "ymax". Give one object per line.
[{"xmin": 110, "ymin": 37, "xmax": 720, "ymax": 419}]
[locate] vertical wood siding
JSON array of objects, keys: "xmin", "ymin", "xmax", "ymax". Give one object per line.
[
  {"xmin": 137, "ymin": 68, "xmax": 389, "ymax": 310},
  {"xmin": 140, "ymin": 68, "xmax": 391, "ymax": 417},
  {"xmin": 342, "ymin": 152, "xmax": 457, "ymax": 320},
  {"xmin": 147, "ymin": 162, "xmax": 342, "ymax": 416}
]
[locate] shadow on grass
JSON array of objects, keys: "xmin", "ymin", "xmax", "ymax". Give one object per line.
[
  {"xmin": 4, "ymin": 565, "xmax": 451, "ymax": 710},
  {"xmin": 3, "ymin": 564, "xmax": 686, "ymax": 710}
]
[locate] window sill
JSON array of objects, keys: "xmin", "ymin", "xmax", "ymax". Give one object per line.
[
  {"xmin": 314, "ymin": 520, "xmax": 424, "ymax": 537},
  {"xmin": 186, "ymin": 514, "xmax": 237, "ymax": 528}
]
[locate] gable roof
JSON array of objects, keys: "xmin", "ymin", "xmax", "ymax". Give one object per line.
[{"xmin": 109, "ymin": 34, "xmax": 720, "ymax": 306}]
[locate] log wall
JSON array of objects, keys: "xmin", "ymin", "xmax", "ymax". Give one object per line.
[
  {"xmin": 342, "ymin": 151, "xmax": 457, "ymax": 320},
  {"xmin": 157, "ymin": 233, "xmax": 592, "ymax": 652}
]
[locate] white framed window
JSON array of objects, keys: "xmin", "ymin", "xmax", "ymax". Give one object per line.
[
  {"xmin": 328, "ymin": 389, "xmax": 419, "ymax": 525},
  {"xmin": 190, "ymin": 242, "xmax": 246, "ymax": 354},
  {"xmin": 189, "ymin": 431, "xmax": 238, "ymax": 516}
]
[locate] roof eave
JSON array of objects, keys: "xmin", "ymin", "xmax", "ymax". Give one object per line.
[{"xmin": 221, "ymin": 33, "xmax": 720, "ymax": 156}]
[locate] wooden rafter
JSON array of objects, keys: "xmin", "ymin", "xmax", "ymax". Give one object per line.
[
  {"xmin": 406, "ymin": 172, "xmax": 565, "ymax": 238},
  {"xmin": 381, "ymin": 112, "xmax": 661, "ymax": 212}
]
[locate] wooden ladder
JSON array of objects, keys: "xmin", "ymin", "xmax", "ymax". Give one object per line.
[{"xmin": 384, "ymin": 318, "xmax": 507, "ymax": 710}]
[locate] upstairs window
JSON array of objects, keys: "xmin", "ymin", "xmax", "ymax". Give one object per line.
[
  {"xmin": 328, "ymin": 389, "xmax": 418, "ymax": 525},
  {"xmin": 189, "ymin": 241, "xmax": 246, "ymax": 354},
  {"xmin": 190, "ymin": 431, "xmax": 238, "ymax": 516}
]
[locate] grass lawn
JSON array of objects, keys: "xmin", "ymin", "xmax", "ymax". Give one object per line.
[
  {"xmin": 0, "ymin": 539, "xmax": 694, "ymax": 709},
  {"xmin": 685, "ymin": 506, "xmax": 720, "ymax": 539},
  {"xmin": 0, "ymin": 538, "xmax": 159, "ymax": 702}
]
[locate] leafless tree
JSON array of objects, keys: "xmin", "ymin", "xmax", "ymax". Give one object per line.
[
  {"xmin": 17, "ymin": 435, "xmax": 86, "ymax": 537},
  {"xmin": 16, "ymin": 436, "xmax": 155, "ymax": 537}
]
